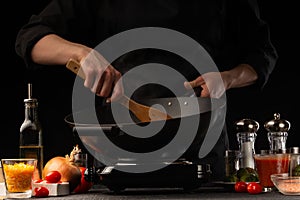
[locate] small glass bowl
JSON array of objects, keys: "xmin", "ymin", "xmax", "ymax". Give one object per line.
[{"xmin": 271, "ymin": 173, "xmax": 300, "ymax": 195}]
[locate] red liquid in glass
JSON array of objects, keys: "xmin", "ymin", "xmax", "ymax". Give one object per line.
[{"xmin": 254, "ymin": 154, "xmax": 290, "ymax": 188}]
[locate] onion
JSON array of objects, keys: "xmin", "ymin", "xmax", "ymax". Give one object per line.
[{"xmin": 43, "ymin": 145, "xmax": 82, "ymax": 192}]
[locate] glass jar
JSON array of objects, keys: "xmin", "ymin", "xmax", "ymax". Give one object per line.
[
  {"xmin": 264, "ymin": 113, "xmax": 290, "ymax": 154},
  {"xmin": 235, "ymin": 118, "xmax": 259, "ymax": 169}
]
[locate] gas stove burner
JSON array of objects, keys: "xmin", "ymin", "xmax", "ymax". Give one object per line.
[
  {"xmin": 96, "ymin": 160, "xmax": 211, "ymax": 193},
  {"xmin": 67, "ymin": 96, "xmax": 226, "ymax": 193}
]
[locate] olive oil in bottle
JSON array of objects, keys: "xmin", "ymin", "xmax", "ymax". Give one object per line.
[{"xmin": 19, "ymin": 83, "xmax": 43, "ymax": 180}]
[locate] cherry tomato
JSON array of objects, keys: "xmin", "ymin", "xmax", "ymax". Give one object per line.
[
  {"xmin": 247, "ymin": 182, "xmax": 263, "ymax": 194},
  {"xmin": 234, "ymin": 181, "xmax": 248, "ymax": 193},
  {"xmin": 33, "ymin": 179, "xmax": 43, "ymax": 183},
  {"xmin": 34, "ymin": 186, "xmax": 49, "ymax": 197},
  {"xmin": 73, "ymin": 167, "xmax": 93, "ymax": 193},
  {"xmin": 45, "ymin": 170, "xmax": 62, "ymax": 183}
]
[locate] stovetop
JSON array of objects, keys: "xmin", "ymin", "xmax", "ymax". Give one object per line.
[{"xmin": 93, "ymin": 159, "xmax": 212, "ymax": 193}]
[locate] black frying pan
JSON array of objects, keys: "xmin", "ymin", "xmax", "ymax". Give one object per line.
[{"xmin": 64, "ymin": 96, "xmax": 226, "ymax": 164}]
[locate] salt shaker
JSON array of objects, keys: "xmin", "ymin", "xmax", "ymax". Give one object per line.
[
  {"xmin": 264, "ymin": 113, "xmax": 290, "ymax": 154},
  {"xmin": 235, "ymin": 118, "xmax": 259, "ymax": 169}
]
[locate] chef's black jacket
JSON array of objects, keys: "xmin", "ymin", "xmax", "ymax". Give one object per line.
[{"xmin": 15, "ymin": 0, "xmax": 278, "ymax": 181}]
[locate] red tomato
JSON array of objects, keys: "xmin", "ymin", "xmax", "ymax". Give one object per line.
[
  {"xmin": 73, "ymin": 167, "xmax": 93, "ymax": 193},
  {"xmin": 33, "ymin": 179, "xmax": 43, "ymax": 183},
  {"xmin": 247, "ymin": 182, "xmax": 263, "ymax": 194},
  {"xmin": 45, "ymin": 170, "xmax": 62, "ymax": 183},
  {"xmin": 34, "ymin": 186, "xmax": 49, "ymax": 197},
  {"xmin": 234, "ymin": 181, "xmax": 248, "ymax": 193}
]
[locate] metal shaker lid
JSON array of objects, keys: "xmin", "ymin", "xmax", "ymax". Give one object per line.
[
  {"xmin": 288, "ymin": 147, "xmax": 299, "ymax": 154},
  {"xmin": 235, "ymin": 118, "xmax": 259, "ymax": 133},
  {"xmin": 264, "ymin": 113, "xmax": 290, "ymax": 132}
]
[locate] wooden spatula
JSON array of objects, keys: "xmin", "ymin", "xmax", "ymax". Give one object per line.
[{"xmin": 66, "ymin": 59, "xmax": 172, "ymax": 123}]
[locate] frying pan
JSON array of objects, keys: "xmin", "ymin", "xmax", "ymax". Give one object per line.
[{"xmin": 64, "ymin": 96, "xmax": 226, "ymax": 168}]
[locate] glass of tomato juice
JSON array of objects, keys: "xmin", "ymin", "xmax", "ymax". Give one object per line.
[{"xmin": 254, "ymin": 153, "xmax": 290, "ymax": 192}]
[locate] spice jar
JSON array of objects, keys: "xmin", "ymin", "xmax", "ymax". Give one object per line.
[{"xmin": 224, "ymin": 150, "xmax": 239, "ymax": 178}]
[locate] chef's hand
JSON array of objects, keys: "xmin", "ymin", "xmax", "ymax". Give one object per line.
[
  {"xmin": 80, "ymin": 49, "xmax": 123, "ymax": 102},
  {"xmin": 184, "ymin": 71, "xmax": 226, "ymax": 99},
  {"xmin": 184, "ymin": 64, "xmax": 258, "ymax": 98}
]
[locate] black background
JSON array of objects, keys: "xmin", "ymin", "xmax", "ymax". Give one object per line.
[{"xmin": 1, "ymin": 1, "xmax": 299, "ymax": 161}]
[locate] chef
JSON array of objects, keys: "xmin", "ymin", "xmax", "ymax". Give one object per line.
[{"xmin": 15, "ymin": 0, "xmax": 277, "ymax": 181}]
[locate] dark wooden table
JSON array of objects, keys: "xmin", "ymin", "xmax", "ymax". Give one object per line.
[{"xmin": 24, "ymin": 184, "xmax": 300, "ymax": 200}]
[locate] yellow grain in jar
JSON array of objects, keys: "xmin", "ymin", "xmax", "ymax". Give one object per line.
[{"xmin": 3, "ymin": 162, "xmax": 35, "ymax": 192}]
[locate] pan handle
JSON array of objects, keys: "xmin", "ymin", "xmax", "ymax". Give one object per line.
[
  {"xmin": 73, "ymin": 126, "xmax": 113, "ymax": 133},
  {"xmin": 184, "ymin": 86, "xmax": 202, "ymax": 97},
  {"xmin": 66, "ymin": 58, "xmax": 172, "ymax": 122}
]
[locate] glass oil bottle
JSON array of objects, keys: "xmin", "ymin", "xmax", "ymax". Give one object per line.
[{"xmin": 19, "ymin": 83, "xmax": 43, "ymax": 180}]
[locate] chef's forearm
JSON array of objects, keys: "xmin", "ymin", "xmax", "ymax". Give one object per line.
[
  {"xmin": 222, "ymin": 64, "xmax": 258, "ymax": 90},
  {"xmin": 31, "ymin": 34, "xmax": 91, "ymax": 66}
]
